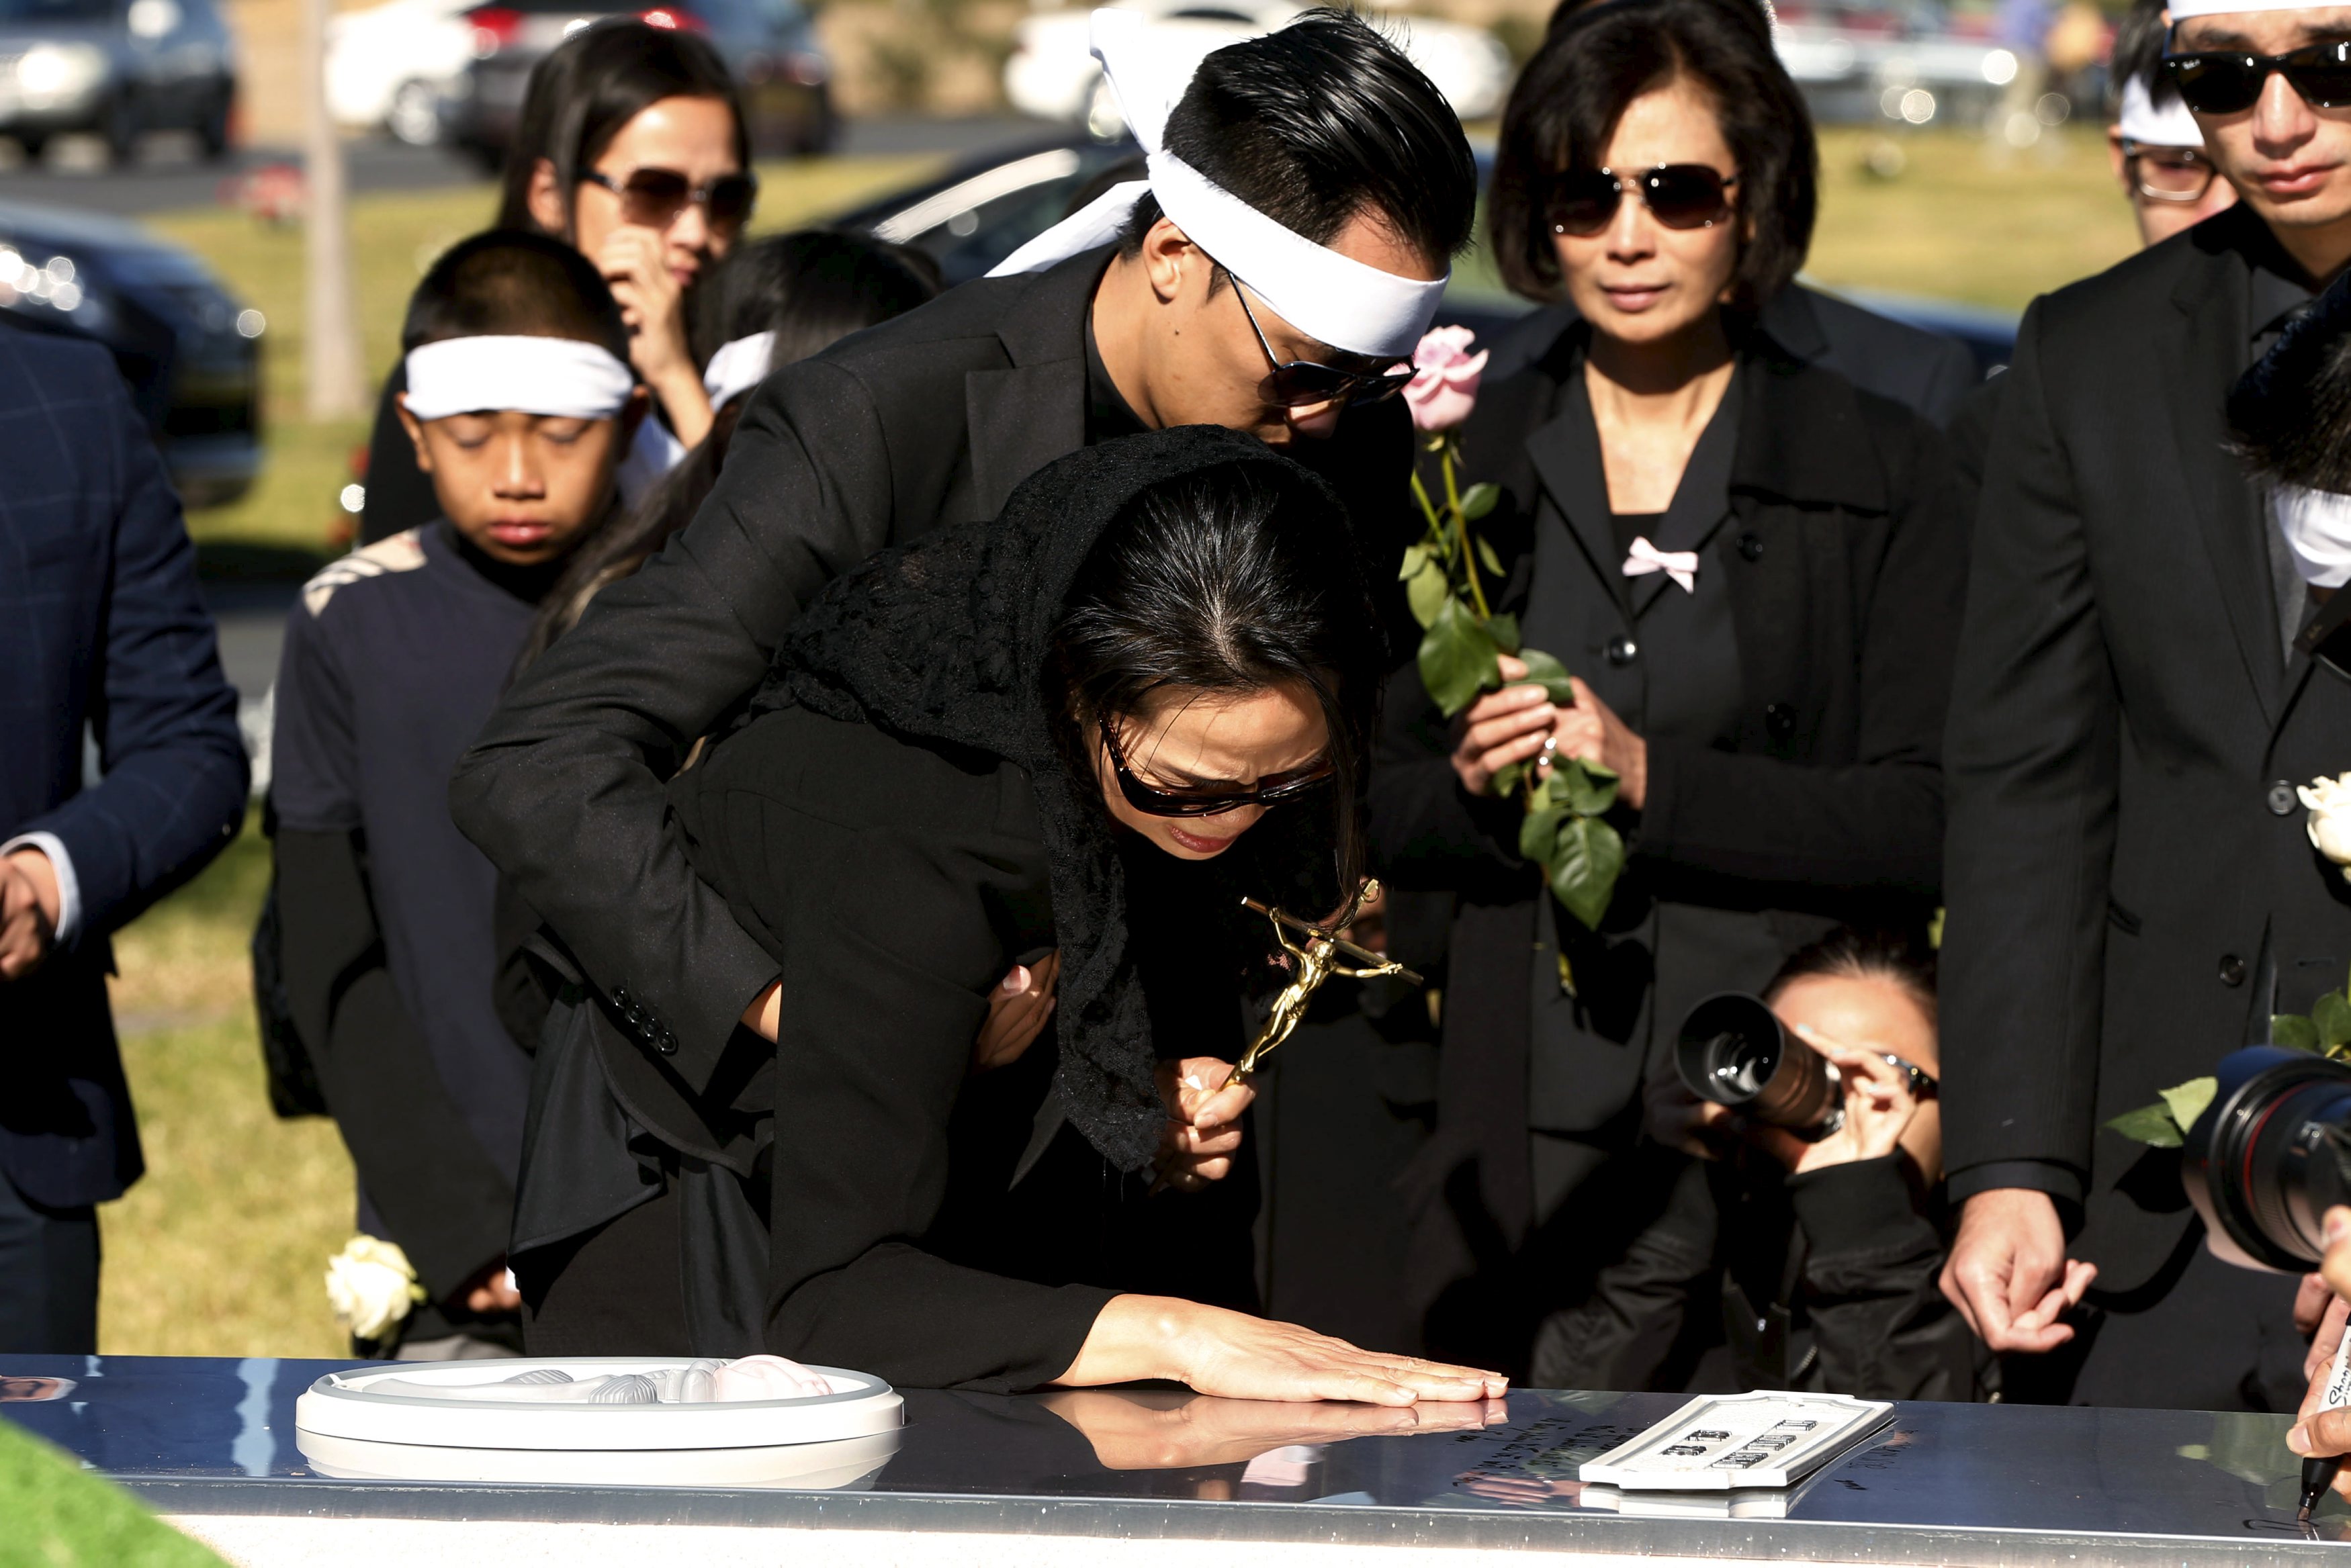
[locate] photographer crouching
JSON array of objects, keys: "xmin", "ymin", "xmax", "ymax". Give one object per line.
[{"xmin": 1540, "ymin": 928, "xmax": 1981, "ymax": 1399}]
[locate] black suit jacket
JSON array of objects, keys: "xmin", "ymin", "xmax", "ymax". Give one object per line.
[
  {"xmin": 1483, "ymin": 285, "xmax": 1983, "ymax": 428},
  {"xmin": 0, "ymin": 322, "xmax": 247, "ymax": 1208},
  {"xmin": 1372, "ymin": 319, "xmax": 1967, "ymax": 1319},
  {"xmin": 1941, "ymin": 205, "xmax": 2351, "ymax": 1291},
  {"xmin": 450, "ymin": 249, "xmax": 1409, "ymax": 1095}
]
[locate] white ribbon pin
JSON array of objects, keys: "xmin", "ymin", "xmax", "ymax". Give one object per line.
[{"xmin": 1622, "ymin": 536, "xmax": 1699, "ymax": 594}]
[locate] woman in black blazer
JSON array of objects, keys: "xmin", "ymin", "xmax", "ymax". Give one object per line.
[
  {"xmin": 509, "ymin": 425, "xmax": 1507, "ymax": 1405},
  {"xmin": 1374, "ymin": 0, "xmax": 1967, "ymax": 1384}
]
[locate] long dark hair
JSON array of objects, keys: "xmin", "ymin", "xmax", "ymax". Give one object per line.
[
  {"xmin": 697, "ymin": 229, "xmax": 942, "ymax": 371},
  {"xmin": 515, "ymin": 231, "xmax": 940, "ymax": 670},
  {"xmin": 1047, "ymin": 461, "xmax": 1384, "ymax": 905},
  {"xmin": 494, "ymin": 20, "xmax": 752, "ymax": 240},
  {"xmin": 1490, "ymin": 0, "xmax": 1817, "ymax": 311}
]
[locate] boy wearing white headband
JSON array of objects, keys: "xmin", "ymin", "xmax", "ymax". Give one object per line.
[
  {"xmin": 452, "ymin": 7, "xmax": 1482, "ymax": 1313},
  {"xmin": 1939, "ymin": 0, "xmax": 2351, "ymax": 1411},
  {"xmin": 265, "ymin": 232, "xmax": 643, "ymax": 1357}
]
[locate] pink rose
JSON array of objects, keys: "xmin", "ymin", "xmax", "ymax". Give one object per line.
[{"xmin": 1403, "ymin": 325, "xmax": 1488, "ymax": 434}]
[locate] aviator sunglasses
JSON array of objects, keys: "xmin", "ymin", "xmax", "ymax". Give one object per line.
[
  {"xmin": 1099, "ymin": 718, "xmax": 1333, "ymax": 818},
  {"xmin": 2164, "ymin": 40, "xmax": 2351, "ymax": 114},
  {"xmin": 1546, "ymin": 164, "xmax": 1739, "ymax": 238},
  {"xmin": 580, "ymin": 166, "xmax": 760, "ymax": 234},
  {"xmin": 1224, "ymin": 270, "xmax": 1417, "ymax": 410}
]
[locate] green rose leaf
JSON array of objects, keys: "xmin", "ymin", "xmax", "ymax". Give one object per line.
[
  {"xmin": 2317, "ymin": 990, "xmax": 2351, "ymax": 1048},
  {"xmin": 1401, "ymin": 546, "xmax": 1449, "ymax": 630},
  {"xmin": 2158, "ymin": 1076, "xmax": 2219, "ymax": 1135},
  {"xmin": 2274, "ymin": 1013, "xmax": 2323, "ymax": 1054},
  {"xmin": 2106, "ymin": 1102, "xmax": 2185, "ymax": 1149},
  {"xmin": 1519, "ymin": 802, "xmax": 1564, "ymax": 865},
  {"xmin": 1516, "ymin": 646, "xmax": 1577, "ymax": 705},
  {"xmin": 1556, "ymin": 757, "xmax": 1620, "ymax": 817},
  {"xmin": 1476, "ymin": 535, "xmax": 1505, "ymax": 579},
  {"xmin": 1548, "ymin": 815, "xmax": 1626, "ymax": 931},
  {"xmin": 1491, "ymin": 759, "xmax": 1528, "ymax": 800},
  {"xmin": 1462, "ymin": 481, "xmax": 1501, "ymax": 521},
  {"xmin": 1487, "ymin": 612, "xmax": 1522, "ymax": 655},
  {"xmin": 1419, "ymin": 598, "xmax": 1500, "ymax": 717}
]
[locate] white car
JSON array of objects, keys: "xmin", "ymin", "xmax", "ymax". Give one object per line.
[
  {"xmin": 1006, "ymin": 1, "xmax": 1513, "ymax": 132},
  {"xmin": 326, "ymin": 0, "xmax": 480, "ymax": 144}
]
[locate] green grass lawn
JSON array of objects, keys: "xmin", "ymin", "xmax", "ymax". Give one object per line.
[
  {"xmin": 0, "ymin": 1421, "xmax": 225, "ymax": 1567},
  {"xmin": 87, "ymin": 122, "xmax": 2140, "ymax": 1360}
]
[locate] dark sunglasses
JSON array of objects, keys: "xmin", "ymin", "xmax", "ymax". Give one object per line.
[
  {"xmin": 2121, "ymin": 140, "xmax": 2221, "ymax": 202},
  {"xmin": 2164, "ymin": 40, "xmax": 2351, "ymax": 114},
  {"xmin": 1545, "ymin": 164, "xmax": 1739, "ymax": 238},
  {"xmin": 1225, "ymin": 273, "xmax": 1415, "ymax": 410},
  {"xmin": 1099, "ymin": 719, "xmax": 1333, "ymax": 817},
  {"xmin": 580, "ymin": 166, "xmax": 758, "ymax": 233}
]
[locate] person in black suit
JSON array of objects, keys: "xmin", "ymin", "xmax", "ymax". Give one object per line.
[
  {"xmin": 1370, "ymin": 0, "xmax": 1965, "ymax": 1380},
  {"xmin": 0, "ymin": 320, "xmax": 247, "ymax": 1352},
  {"xmin": 1937, "ymin": 0, "xmax": 2351, "ymax": 1411},
  {"xmin": 511, "ymin": 425, "xmax": 1510, "ymax": 1403},
  {"xmin": 451, "ymin": 12, "xmax": 1478, "ymax": 1125}
]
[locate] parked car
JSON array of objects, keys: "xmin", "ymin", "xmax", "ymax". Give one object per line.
[
  {"xmin": 830, "ymin": 134, "xmax": 2019, "ymax": 375},
  {"xmin": 445, "ymin": 1, "xmax": 831, "ymax": 171},
  {"xmin": 1772, "ymin": 2, "xmax": 2055, "ymax": 130},
  {"xmin": 0, "ymin": 0, "xmax": 236, "ymax": 162},
  {"xmin": 326, "ymin": 0, "xmax": 477, "ymax": 146},
  {"xmin": 1006, "ymin": 1, "xmax": 1513, "ymax": 133},
  {"xmin": 0, "ymin": 195, "xmax": 261, "ymax": 506}
]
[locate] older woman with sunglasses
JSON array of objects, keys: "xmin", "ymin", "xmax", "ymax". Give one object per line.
[
  {"xmin": 1370, "ymin": 0, "xmax": 1967, "ymax": 1385},
  {"xmin": 501, "ymin": 424, "xmax": 1511, "ymax": 1405},
  {"xmin": 361, "ymin": 21, "xmax": 754, "ymax": 543}
]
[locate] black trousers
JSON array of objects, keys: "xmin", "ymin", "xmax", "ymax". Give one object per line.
[
  {"xmin": 2002, "ymin": 1232, "xmax": 2309, "ymax": 1412},
  {"xmin": 0, "ymin": 1168, "xmax": 99, "ymax": 1353}
]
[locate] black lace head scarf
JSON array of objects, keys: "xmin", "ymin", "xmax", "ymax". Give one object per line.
[{"xmin": 751, "ymin": 426, "xmax": 1376, "ymax": 1170}]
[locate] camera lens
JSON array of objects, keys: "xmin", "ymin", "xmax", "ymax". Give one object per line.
[
  {"xmin": 1675, "ymin": 993, "xmax": 1843, "ymax": 1136},
  {"xmin": 2184, "ymin": 1046, "xmax": 2351, "ymax": 1272}
]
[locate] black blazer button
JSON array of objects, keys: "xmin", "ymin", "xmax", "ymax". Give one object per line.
[
  {"xmin": 1605, "ymin": 635, "xmax": 1638, "ymax": 666},
  {"xmin": 1765, "ymin": 702, "xmax": 1796, "ymax": 741},
  {"xmin": 657, "ymin": 1030, "xmax": 679, "ymax": 1056},
  {"xmin": 2219, "ymin": 953, "xmax": 2248, "ymax": 986},
  {"xmin": 612, "ymin": 985, "xmax": 633, "ymax": 1008},
  {"xmin": 1738, "ymin": 531, "xmax": 1765, "ymax": 562},
  {"xmin": 2271, "ymin": 780, "xmax": 2300, "ymax": 817}
]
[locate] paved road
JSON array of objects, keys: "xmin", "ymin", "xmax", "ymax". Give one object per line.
[{"xmin": 0, "ymin": 113, "xmax": 1051, "ymax": 218}]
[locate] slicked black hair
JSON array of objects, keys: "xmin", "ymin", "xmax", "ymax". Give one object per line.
[
  {"xmin": 494, "ymin": 19, "xmax": 751, "ymax": 240},
  {"xmin": 403, "ymin": 229, "xmax": 631, "ymax": 361},
  {"xmin": 2229, "ymin": 268, "xmax": 2351, "ymax": 492},
  {"xmin": 1492, "ymin": 0, "xmax": 1816, "ymax": 311},
  {"xmin": 1049, "ymin": 459, "xmax": 1384, "ymax": 903},
  {"xmin": 1765, "ymin": 925, "xmax": 1939, "ymax": 1023},
  {"xmin": 2109, "ymin": 0, "xmax": 2180, "ymax": 118},
  {"xmin": 1116, "ymin": 9, "xmax": 1477, "ymax": 276}
]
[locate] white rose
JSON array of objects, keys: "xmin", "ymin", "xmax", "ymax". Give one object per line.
[{"xmin": 324, "ymin": 1234, "xmax": 424, "ymax": 1342}]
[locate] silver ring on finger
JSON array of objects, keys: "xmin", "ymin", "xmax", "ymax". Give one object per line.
[{"xmin": 1538, "ymin": 735, "xmax": 1558, "ymax": 771}]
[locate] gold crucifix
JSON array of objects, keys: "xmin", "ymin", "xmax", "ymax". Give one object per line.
[{"xmin": 1227, "ymin": 878, "xmax": 1423, "ymax": 1087}]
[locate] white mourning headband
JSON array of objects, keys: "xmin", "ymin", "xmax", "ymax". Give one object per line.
[
  {"xmin": 2118, "ymin": 75, "xmax": 2206, "ymax": 147},
  {"xmin": 702, "ymin": 330, "xmax": 778, "ymax": 409},
  {"xmin": 2273, "ymin": 484, "xmax": 2351, "ymax": 590},
  {"xmin": 985, "ymin": 8, "xmax": 1448, "ymax": 360},
  {"xmin": 404, "ymin": 335, "xmax": 636, "ymax": 421},
  {"xmin": 2168, "ymin": 0, "xmax": 2344, "ymax": 17}
]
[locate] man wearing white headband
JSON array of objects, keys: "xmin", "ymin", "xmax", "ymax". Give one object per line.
[
  {"xmin": 1938, "ymin": 0, "xmax": 2351, "ymax": 1411},
  {"xmin": 450, "ymin": 9, "xmax": 1478, "ymax": 1310}
]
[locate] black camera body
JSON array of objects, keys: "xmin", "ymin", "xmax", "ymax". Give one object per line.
[
  {"xmin": 2183, "ymin": 1046, "xmax": 2351, "ymax": 1273},
  {"xmin": 1674, "ymin": 992, "xmax": 1844, "ymax": 1138}
]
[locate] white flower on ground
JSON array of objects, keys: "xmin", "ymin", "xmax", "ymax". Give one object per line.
[{"xmin": 325, "ymin": 1234, "xmax": 425, "ymax": 1342}]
